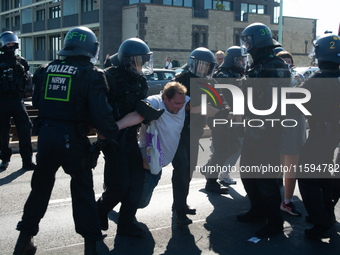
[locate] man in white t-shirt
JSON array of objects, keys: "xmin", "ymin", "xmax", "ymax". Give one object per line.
[{"xmin": 116, "ymin": 81, "xmax": 189, "ymax": 208}]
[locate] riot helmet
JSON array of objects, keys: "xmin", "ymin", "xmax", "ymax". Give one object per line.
[
  {"xmin": 187, "ymin": 47, "xmax": 216, "ymax": 78},
  {"xmin": 240, "ymin": 23, "xmax": 281, "ymax": 57},
  {"xmin": 220, "ymin": 46, "xmax": 247, "ymax": 74},
  {"xmin": 313, "ymin": 34, "xmax": 340, "ymax": 64},
  {"xmin": 109, "ymin": 53, "xmax": 120, "ymax": 66},
  {"xmin": 273, "ymin": 47, "xmax": 285, "ymax": 55},
  {"xmin": 58, "ymin": 27, "xmax": 100, "ymax": 64},
  {"xmin": 0, "ymin": 31, "xmax": 19, "ymax": 53},
  {"xmin": 117, "ymin": 38, "xmax": 153, "ymax": 75}
]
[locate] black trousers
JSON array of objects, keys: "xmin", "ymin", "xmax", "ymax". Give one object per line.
[
  {"xmin": 172, "ymin": 133, "xmax": 191, "ymax": 214},
  {"xmin": 16, "ymin": 120, "xmax": 102, "ymax": 241},
  {"xmin": 0, "ymin": 96, "xmax": 32, "ymax": 163},
  {"xmin": 298, "ymin": 126, "xmax": 340, "ymax": 228},
  {"xmin": 97, "ymin": 135, "xmax": 144, "ymax": 228},
  {"xmin": 240, "ymin": 125, "xmax": 283, "ymax": 226}
]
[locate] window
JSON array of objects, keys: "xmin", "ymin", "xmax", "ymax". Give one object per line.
[
  {"xmin": 212, "ymin": 1, "xmax": 232, "ymax": 11},
  {"xmin": 258, "ymin": 5, "xmax": 265, "ymax": 14},
  {"xmin": 204, "ymin": 0, "xmax": 212, "ymax": 9},
  {"xmin": 14, "ymin": 16, "xmax": 20, "ymax": 26},
  {"xmin": 49, "ymin": 6, "xmax": 61, "ymax": 19},
  {"xmin": 205, "ymin": 0, "xmax": 232, "ymax": 11},
  {"xmin": 14, "ymin": 0, "xmax": 20, "ymax": 8},
  {"xmin": 184, "ymin": 0, "xmax": 192, "ymax": 7},
  {"xmin": 4, "ymin": 0, "xmax": 10, "ymax": 11},
  {"xmin": 239, "ymin": 3, "xmax": 266, "ymax": 21},
  {"xmin": 5, "ymin": 18, "xmax": 10, "ymax": 28},
  {"xmin": 36, "ymin": 9, "xmax": 45, "ymax": 21},
  {"xmin": 37, "ymin": 37, "xmax": 45, "ymax": 50},
  {"xmin": 81, "ymin": 0, "xmax": 97, "ymax": 12},
  {"xmin": 129, "ymin": 0, "xmax": 151, "ymax": 3},
  {"xmin": 192, "ymin": 25, "xmax": 208, "ymax": 49},
  {"xmin": 241, "ymin": 3, "xmax": 247, "ymax": 21},
  {"xmin": 249, "ymin": 4, "xmax": 256, "ymax": 13},
  {"xmin": 173, "ymin": 0, "xmax": 183, "ymax": 6},
  {"xmin": 273, "ymin": 6, "xmax": 279, "ymax": 23},
  {"xmin": 163, "ymin": 0, "xmax": 192, "ymax": 6},
  {"xmin": 50, "ymin": 35, "xmax": 61, "ymax": 60}
]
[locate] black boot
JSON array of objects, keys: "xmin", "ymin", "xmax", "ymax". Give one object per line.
[
  {"xmin": 13, "ymin": 231, "xmax": 37, "ymax": 255},
  {"xmin": 84, "ymin": 239, "xmax": 97, "ymax": 255}
]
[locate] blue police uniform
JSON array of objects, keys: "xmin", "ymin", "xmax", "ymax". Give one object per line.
[
  {"xmin": 97, "ymin": 64, "xmax": 149, "ymax": 234},
  {"xmin": 239, "ymin": 54, "xmax": 291, "ymax": 234},
  {"xmin": 0, "ymin": 53, "xmax": 33, "ymax": 168},
  {"xmin": 16, "ymin": 56, "xmax": 119, "ymax": 241}
]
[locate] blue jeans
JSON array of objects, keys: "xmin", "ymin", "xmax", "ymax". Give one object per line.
[{"xmin": 138, "ymin": 169, "xmax": 162, "ymax": 208}]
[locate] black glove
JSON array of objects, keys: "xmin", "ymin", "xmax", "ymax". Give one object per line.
[{"xmin": 136, "ymin": 100, "xmax": 165, "ymax": 121}]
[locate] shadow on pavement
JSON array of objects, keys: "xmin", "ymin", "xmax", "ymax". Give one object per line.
[
  {"xmin": 160, "ymin": 212, "xmax": 202, "ymax": 255},
  {"xmin": 98, "ymin": 210, "xmax": 155, "ymax": 255},
  {"xmin": 0, "ymin": 168, "xmax": 27, "ymax": 186},
  {"xmin": 203, "ymin": 185, "xmax": 340, "ymax": 255}
]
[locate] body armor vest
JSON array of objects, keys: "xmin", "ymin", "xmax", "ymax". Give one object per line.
[
  {"xmin": 0, "ymin": 54, "xmax": 27, "ymax": 94},
  {"xmin": 36, "ymin": 59, "xmax": 92, "ymax": 122},
  {"xmin": 105, "ymin": 66, "xmax": 148, "ymax": 121}
]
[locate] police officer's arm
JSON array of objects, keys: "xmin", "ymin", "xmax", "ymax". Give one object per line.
[
  {"xmin": 32, "ymin": 65, "xmax": 46, "ymax": 109},
  {"xmin": 115, "ymin": 99, "xmax": 165, "ymax": 129},
  {"xmin": 88, "ymin": 70, "xmax": 119, "ymax": 142},
  {"xmin": 116, "ymin": 111, "xmax": 145, "ymax": 130}
]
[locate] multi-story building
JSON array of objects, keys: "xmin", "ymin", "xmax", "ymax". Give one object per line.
[{"xmin": 0, "ymin": 0, "xmax": 316, "ymax": 71}]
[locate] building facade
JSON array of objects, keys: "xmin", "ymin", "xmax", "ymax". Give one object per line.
[{"xmin": 0, "ymin": 0, "xmax": 316, "ymax": 71}]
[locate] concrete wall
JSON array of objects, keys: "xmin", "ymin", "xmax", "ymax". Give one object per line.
[
  {"xmin": 122, "ymin": 5, "xmax": 139, "ymax": 41},
  {"xmin": 142, "ymin": 5, "xmax": 193, "ymax": 67},
  {"xmin": 281, "ymin": 17, "xmax": 316, "ymax": 66},
  {"xmin": 122, "ymin": 4, "xmax": 315, "ymax": 68}
]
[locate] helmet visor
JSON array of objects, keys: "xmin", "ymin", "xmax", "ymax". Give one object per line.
[
  {"xmin": 141, "ymin": 54, "xmax": 153, "ymax": 75},
  {"xmin": 90, "ymin": 42, "xmax": 100, "ymax": 64},
  {"xmin": 189, "ymin": 59, "xmax": 216, "ymax": 79},
  {"xmin": 127, "ymin": 54, "xmax": 153, "ymax": 75},
  {"xmin": 240, "ymin": 35, "xmax": 253, "ymax": 56},
  {"xmin": 233, "ymin": 55, "xmax": 247, "ymax": 69}
]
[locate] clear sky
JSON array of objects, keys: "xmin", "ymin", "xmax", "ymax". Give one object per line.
[{"xmin": 282, "ymin": 0, "xmax": 339, "ymax": 37}]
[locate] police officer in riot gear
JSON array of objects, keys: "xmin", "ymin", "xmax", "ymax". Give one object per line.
[
  {"xmin": 215, "ymin": 46, "xmax": 246, "ymax": 79},
  {"xmin": 293, "ymin": 34, "xmax": 340, "ymax": 239},
  {"xmin": 172, "ymin": 47, "xmax": 217, "ymax": 225},
  {"xmin": 0, "ymin": 31, "xmax": 35, "ymax": 170},
  {"xmin": 13, "ymin": 26, "xmax": 120, "ymax": 255},
  {"xmin": 203, "ymin": 46, "xmax": 247, "ymax": 192},
  {"xmin": 97, "ymin": 38, "xmax": 154, "ymax": 236},
  {"xmin": 237, "ymin": 23, "xmax": 291, "ymax": 237}
]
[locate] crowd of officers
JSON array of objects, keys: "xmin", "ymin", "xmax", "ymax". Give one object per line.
[{"xmin": 0, "ymin": 22, "xmax": 339, "ymax": 255}]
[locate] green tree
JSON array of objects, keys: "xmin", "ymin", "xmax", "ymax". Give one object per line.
[{"xmin": 216, "ymin": 0, "xmax": 226, "ymax": 10}]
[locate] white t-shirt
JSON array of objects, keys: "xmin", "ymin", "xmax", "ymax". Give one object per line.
[
  {"xmin": 165, "ymin": 61, "xmax": 173, "ymax": 69},
  {"xmin": 139, "ymin": 93, "xmax": 190, "ymax": 167}
]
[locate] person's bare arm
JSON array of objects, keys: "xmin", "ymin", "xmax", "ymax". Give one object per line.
[{"xmin": 116, "ymin": 111, "xmax": 145, "ymax": 130}]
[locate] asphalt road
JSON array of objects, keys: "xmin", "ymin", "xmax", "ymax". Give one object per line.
[{"xmin": 1, "ymin": 138, "xmax": 340, "ymax": 255}]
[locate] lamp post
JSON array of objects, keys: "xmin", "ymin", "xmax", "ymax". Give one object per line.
[{"xmin": 278, "ymin": 0, "xmax": 283, "ymax": 44}]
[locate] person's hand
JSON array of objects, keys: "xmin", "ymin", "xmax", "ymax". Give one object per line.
[{"xmin": 293, "ymin": 74, "xmax": 302, "ymax": 85}]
